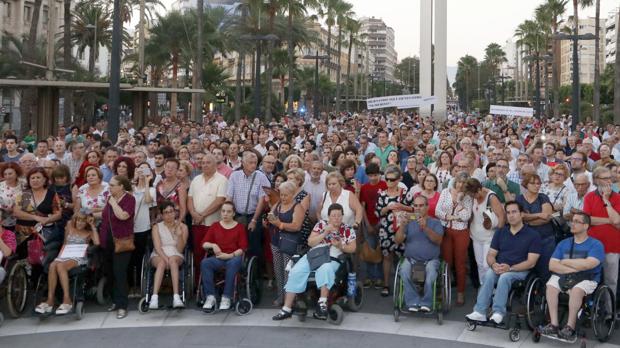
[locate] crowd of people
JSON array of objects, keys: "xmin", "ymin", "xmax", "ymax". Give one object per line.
[{"xmin": 0, "ymin": 111, "xmax": 617, "ymax": 340}]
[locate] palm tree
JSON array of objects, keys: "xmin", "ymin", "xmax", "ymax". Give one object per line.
[
  {"xmin": 344, "ymin": 17, "xmax": 362, "ymax": 111},
  {"xmin": 483, "ymin": 43, "xmax": 507, "ymax": 104},
  {"xmin": 319, "ymin": 0, "xmax": 339, "ymax": 79},
  {"xmin": 454, "ymin": 55, "xmax": 478, "ymax": 111},
  {"xmin": 62, "ymin": 0, "xmax": 74, "ymax": 121},
  {"xmin": 149, "ymin": 11, "xmax": 189, "ymax": 119},
  {"xmin": 536, "ymin": 0, "xmax": 567, "ymax": 118},
  {"xmin": 72, "ymin": 3, "xmax": 113, "ymax": 76},
  {"xmin": 334, "ymin": 1, "xmax": 353, "ymax": 115},
  {"xmin": 515, "ymin": 20, "xmax": 545, "ymax": 108}
]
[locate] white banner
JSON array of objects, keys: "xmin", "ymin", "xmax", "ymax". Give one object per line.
[
  {"xmin": 367, "ymin": 94, "xmax": 436, "ymax": 110},
  {"xmin": 490, "ymin": 105, "xmax": 534, "ymax": 117}
]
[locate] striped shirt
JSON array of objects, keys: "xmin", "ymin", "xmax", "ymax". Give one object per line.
[{"xmin": 226, "ymin": 169, "xmax": 270, "ymax": 215}]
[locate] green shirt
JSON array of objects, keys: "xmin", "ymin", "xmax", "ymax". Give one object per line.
[
  {"xmin": 484, "ymin": 179, "xmax": 521, "ymax": 203},
  {"xmin": 375, "ymin": 144, "xmax": 396, "ymax": 169}
]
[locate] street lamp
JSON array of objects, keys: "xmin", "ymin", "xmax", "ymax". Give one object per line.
[
  {"xmin": 496, "ymin": 74, "xmax": 512, "ymax": 105},
  {"xmin": 553, "ymin": 31, "xmax": 596, "ymax": 130},
  {"xmin": 303, "ymin": 51, "xmax": 328, "ymax": 120},
  {"xmin": 241, "ymin": 33, "xmax": 278, "ymax": 119}
]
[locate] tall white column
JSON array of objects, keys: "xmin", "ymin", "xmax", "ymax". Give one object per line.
[
  {"xmin": 419, "ymin": 0, "xmax": 432, "ymax": 117},
  {"xmin": 434, "ymin": 0, "xmax": 447, "ymax": 121}
]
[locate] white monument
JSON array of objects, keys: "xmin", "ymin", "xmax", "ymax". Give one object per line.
[{"xmin": 419, "ymin": 0, "xmax": 447, "ymax": 120}]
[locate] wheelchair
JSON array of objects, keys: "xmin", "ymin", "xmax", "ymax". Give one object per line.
[
  {"xmin": 291, "ymin": 254, "xmax": 364, "ymax": 326},
  {"xmin": 1, "ymin": 254, "xmax": 28, "ymax": 319},
  {"xmin": 196, "ymin": 253, "xmax": 261, "ymax": 316},
  {"xmin": 392, "ymin": 258, "xmax": 451, "ymax": 324},
  {"xmin": 531, "ymin": 281, "xmax": 616, "ymax": 346},
  {"xmin": 138, "ymin": 243, "xmax": 194, "ymax": 313},
  {"xmin": 32, "ymin": 245, "xmax": 104, "ymax": 320},
  {"xmin": 466, "ymin": 271, "xmax": 541, "ymax": 342}
]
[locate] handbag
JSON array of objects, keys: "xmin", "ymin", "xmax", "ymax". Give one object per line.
[
  {"xmin": 307, "ymin": 245, "xmax": 331, "ymax": 271},
  {"xmin": 28, "ymin": 235, "xmax": 45, "ymax": 265},
  {"xmin": 482, "ymin": 193, "xmax": 499, "ymax": 230},
  {"xmin": 359, "ymin": 218, "xmax": 382, "ymax": 263},
  {"xmin": 279, "ymin": 232, "xmax": 300, "ymax": 255},
  {"xmin": 557, "ymin": 238, "xmax": 591, "ymax": 292},
  {"xmin": 108, "ymin": 203, "xmax": 135, "ymax": 254},
  {"xmin": 550, "ymin": 186, "xmax": 570, "ymax": 242}
]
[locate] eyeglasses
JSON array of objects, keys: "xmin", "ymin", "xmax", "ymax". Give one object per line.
[
  {"xmin": 496, "ymin": 165, "xmax": 509, "ymax": 169},
  {"xmin": 385, "ymin": 177, "xmax": 399, "ymax": 182},
  {"xmin": 572, "ymin": 219, "xmax": 585, "ymax": 225},
  {"xmin": 413, "ymin": 204, "xmax": 426, "ymax": 208},
  {"xmin": 597, "ymin": 176, "xmax": 612, "ymax": 180},
  {"xmin": 162, "ymin": 210, "xmax": 175, "ymax": 214}
]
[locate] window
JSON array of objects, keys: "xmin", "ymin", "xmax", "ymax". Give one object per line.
[
  {"xmin": 42, "ymin": 6, "xmax": 48, "ymax": 24},
  {"xmin": 24, "ymin": 5, "xmax": 32, "ymax": 22},
  {"xmin": 5, "ymin": 2, "xmax": 11, "ymax": 19}
]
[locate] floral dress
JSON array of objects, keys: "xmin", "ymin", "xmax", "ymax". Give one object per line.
[
  {"xmin": 375, "ymin": 188, "xmax": 408, "ymax": 256},
  {"xmin": 78, "ymin": 183, "xmax": 110, "ymax": 223},
  {"xmin": 156, "ymin": 180, "xmax": 182, "ymax": 221},
  {"xmin": 0, "ymin": 181, "xmax": 22, "ymax": 228}
]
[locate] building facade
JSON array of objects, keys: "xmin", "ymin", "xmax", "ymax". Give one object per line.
[
  {"xmin": 559, "ymin": 17, "xmax": 606, "ymax": 86},
  {"xmin": 359, "ymin": 17, "xmax": 397, "ymax": 82},
  {"xmin": 605, "ymin": 8, "xmax": 619, "ymax": 65}
]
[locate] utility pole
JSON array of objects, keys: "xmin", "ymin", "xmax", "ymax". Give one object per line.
[
  {"xmin": 138, "ymin": 0, "xmax": 145, "ymax": 87},
  {"xmin": 193, "ymin": 0, "xmax": 204, "ymax": 122},
  {"xmin": 107, "ymin": 0, "xmax": 122, "ymax": 142}
]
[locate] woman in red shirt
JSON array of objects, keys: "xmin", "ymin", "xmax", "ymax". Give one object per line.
[{"xmin": 200, "ymin": 201, "xmax": 248, "ymax": 311}]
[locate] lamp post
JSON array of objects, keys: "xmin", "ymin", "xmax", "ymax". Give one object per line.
[
  {"xmin": 241, "ymin": 33, "xmax": 279, "ymax": 120},
  {"xmin": 553, "ymin": 31, "xmax": 596, "ymax": 130},
  {"xmin": 303, "ymin": 51, "xmax": 328, "ymax": 120},
  {"xmin": 496, "ymin": 74, "xmax": 512, "ymax": 105},
  {"xmin": 107, "ymin": 0, "xmax": 121, "ymax": 142}
]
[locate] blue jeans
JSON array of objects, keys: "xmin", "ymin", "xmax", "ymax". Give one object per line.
[
  {"xmin": 284, "ymin": 255, "xmax": 340, "ymax": 293},
  {"xmin": 362, "ymin": 229, "xmax": 383, "ymax": 281},
  {"xmin": 399, "ymin": 258, "xmax": 439, "ymax": 308},
  {"xmin": 474, "ymin": 268, "xmax": 529, "ymax": 316},
  {"xmin": 200, "ymin": 256, "xmax": 243, "ymax": 298}
]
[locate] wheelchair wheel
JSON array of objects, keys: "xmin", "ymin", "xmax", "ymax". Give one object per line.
[
  {"xmin": 393, "ymin": 261, "xmax": 403, "ymax": 311},
  {"xmin": 74, "ymin": 301, "xmax": 84, "ymax": 320},
  {"xmin": 6, "ymin": 261, "xmax": 28, "ymax": 318},
  {"xmin": 245, "ymin": 256, "xmax": 261, "ymax": 306},
  {"xmin": 526, "ymin": 276, "xmax": 547, "ymax": 330},
  {"xmin": 96, "ymin": 277, "xmax": 108, "ymax": 306},
  {"xmin": 393, "ymin": 308, "xmax": 400, "ymax": 322},
  {"xmin": 140, "ymin": 253, "xmax": 150, "ymax": 298},
  {"xmin": 591, "ymin": 285, "xmax": 616, "ymax": 342},
  {"xmin": 509, "ymin": 328, "xmax": 520, "ymax": 342},
  {"xmin": 465, "ymin": 321, "xmax": 476, "ymax": 331},
  {"xmin": 235, "ymin": 298, "xmax": 253, "ymax": 316},
  {"xmin": 437, "ymin": 311, "xmax": 443, "ymax": 325},
  {"xmin": 0, "ymin": 312, "xmax": 4, "ymax": 327},
  {"xmin": 327, "ymin": 304, "xmax": 344, "ymax": 326},
  {"xmin": 441, "ymin": 262, "xmax": 451, "ymax": 313},
  {"xmin": 138, "ymin": 297, "xmax": 149, "ymax": 314},
  {"xmin": 347, "ymin": 281, "xmax": 364, "ymax": 312},
  {"xmin": 184, "ymin": 250, "xmax": 194, "ymax": 302}
]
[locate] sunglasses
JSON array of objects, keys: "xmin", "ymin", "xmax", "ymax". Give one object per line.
[{"xmin": 385, "ymin": 177, "xmax": 399, "ymax": 182}]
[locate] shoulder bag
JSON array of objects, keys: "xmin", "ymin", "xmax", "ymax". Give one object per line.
[
  {"xmin": 558, "ymin": 238, "xmax": 591, "ymax": 292},
  {"xmin": 110, "ymin": 199, "xmax": 135, "ymax": 254},
  {"xmin": 307, "ymin": 244, "xmax": 331, "ymax": 271}
]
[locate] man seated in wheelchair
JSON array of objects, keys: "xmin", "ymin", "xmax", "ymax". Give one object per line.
[
  {"xmin": 466, "ymin": 201, "xmax": 541, "ymax": 324},
  {"xmin": 539, "ymin": 211, "xmax": 605, "ymax": 341},
  {"xmin": 0, "ymin": 221, "xmax": 17, "ymax": 285},
  {"xmin": 34, "ymin": 210, "xmax": 99, "ymax": 315},
  {"xmin": 149, "ymin": 201, "xmax": 189, "ymax": 310},
  {"xmin": 394, "ymin": 195, "xmax": 443, "ymax": 313},
  {"xmin": 200, "ymin": 201, "xmax": 248, "ymax": 311},
  {"xmin": 272, "ymin": 203, "xmax": 356, "ymax": 321}
]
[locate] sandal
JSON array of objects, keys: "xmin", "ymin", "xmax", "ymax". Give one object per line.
[
  {"xmin": 116, "ymin": 309, "xmax": 128, "ymax": 319},
  {"xmin": 272, "ymin": 309, "xmax": 292, "ymax": 321},
  {"xmin": 380, "ymin": 286, "xmax": 390, "ymax": 297}
]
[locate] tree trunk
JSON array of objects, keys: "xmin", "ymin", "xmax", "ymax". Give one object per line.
[
  {"xmin": 20, "ymin": 0, "xmax": 43, "ymax": 136},
  {"xmin": 326, "ymin": 24, "xmax": 332, "ymax": 79},
  {"xmin": 552, "ymin": 24, "xmax": 560, "ymax": 118},
  {"xmin": 345, "ymin": 32, "xmax": 353, "ymax": 112},
  {"xmin": 171, "ymin": 53, "xmax": 178, "ymax": 119},
  {"xmin": 614, "ymin": 6, "xmax": 620, "ymax": 124},
  {"xmin": 235, "ymin": 52, "xmax": 243, "ymax": 123},
  {"xmin": 265, "ymin": 41, "xmax": 273, "ymax": 122},
  {"xmin": 335, "ymin": 26, "xmax": 342, "ymax": 115},
  {"xmin": 286, "ymin": 1, "xmax": 294, "ymax": 117},
  {"xmin": 592, "ymin": 0, "xmax": 601, "ymax": 123},
  {"xmin": 62, "ymin": 0, "xmax": 73, "ymax": 124},
  {"xmin": 193, "ymin": 0, "xmax": 204, "ymax": 122}
]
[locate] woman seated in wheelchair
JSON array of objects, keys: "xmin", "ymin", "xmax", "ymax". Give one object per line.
[
  {"xmin": 200, "ymin": 201, "xmax": 247, "ymax": 311},
  {"xmin": 149, "ymin": 201, "xmax": 189, "ymax": 310},
  {"xmin": 35, "ymin": 210, "xmax": 99, "ymax": 315},
  {"xmin": 394, "ymin": 195, "xmax": 444, "ymax": 313},
  {"xmin": 539, "ymin": 211, "xmax": 605, "ymax": 341},
  {"xmin": 272, "ymin": 203, "xmax": 356, "ymax": 321},
  {"xmin": 0, "ymin": 219, "xmax": 17, "ymax": 285}
]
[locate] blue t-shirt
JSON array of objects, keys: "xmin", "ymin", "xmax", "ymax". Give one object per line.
[
  {"xmin": 551, "ymin": 236, "xmax": 605, "ymax": 282},
  {"xmin": 516, "ymin": 193, "xmax": 555, "ymax": 239},
  {"xmin": 404, "ymin": 217, "xmax": 444, "ymax": 261},
  {"xmin": 491, "ymin": 225, "xmax": 542, "ymax": 266}
]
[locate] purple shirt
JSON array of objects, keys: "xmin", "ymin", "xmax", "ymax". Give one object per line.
[{"xmin": 99, "ymin": 193, "xmax": 136, "ymax": 248}]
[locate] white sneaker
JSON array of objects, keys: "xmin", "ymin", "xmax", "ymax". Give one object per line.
[
  {"xmin": 466, "ymin": 311, "xmax": 487, "ymax": 322},
  {"xmin": 202, "ymin": 295, "xmax": 216, "ymax": 310},
  {"xmin": 490, "ymin": 312, "xmax": 503, "ymax": 324},
  {"xmin": 55, "ymin": 303, "xmax": 72, "ymax": 315},
  {"xmin": 419, "ymin": 305, "xmax": 431, "ymax": 313},
  {"xmin": 35, "ymin": 303, "xmax": 53, "ymax": 314},
  {"xmin": 149, "ymin": 295, "xmax": 159, "ymax": 309},
  {"xmin": 172, "ymin": 294, "xmax": 185, "ymax": 309},
  {"xmin": 219, "ymin": 296, "xmax": 231, "ymax": 310}
]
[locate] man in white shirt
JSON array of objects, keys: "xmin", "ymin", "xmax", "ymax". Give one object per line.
[
  {"xmin": 303, "ymin": 160, "xmax": 327, "ymax": 224},
  {"xmin": 188, "ymin": 154, "xmax": 228, "ymax": 280},
  {"xmin": 254, "ymin": 133, "xmax": 268, "ymax": 157}
]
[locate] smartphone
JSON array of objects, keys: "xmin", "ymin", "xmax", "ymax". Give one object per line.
[
  {"xmin": 140, "ymin": 167, "xmax": 151, "ymax": 176},
  {"xmin": 410, "ymin": 213, "xmax": 421, "ymax": 221}
]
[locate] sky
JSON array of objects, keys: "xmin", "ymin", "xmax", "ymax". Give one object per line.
[{"xmin": 159, "ymin": 0, "xmax": 618, "ymax": 67}]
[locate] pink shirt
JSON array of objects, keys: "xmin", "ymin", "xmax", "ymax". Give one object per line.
[{"xmin": 217, "ymin": 163, "xmax": 233, "ymax": 179}]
